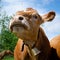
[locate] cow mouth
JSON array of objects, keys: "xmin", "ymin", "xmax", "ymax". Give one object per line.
[{"xmin": 10, "ymin": 23, "xmax": 28, "ymax": 32}]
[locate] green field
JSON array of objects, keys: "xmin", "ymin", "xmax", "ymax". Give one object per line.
[{"xmin": 2, "ymin": 55, "xmax": 14, "ymax": 60}]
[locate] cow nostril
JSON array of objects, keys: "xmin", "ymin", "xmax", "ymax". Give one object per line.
[{"xmin": 19, "ymin": 17, "xmax": 23, "ymax": 20}]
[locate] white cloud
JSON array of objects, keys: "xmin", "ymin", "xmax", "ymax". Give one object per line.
[
  {"xmin": 2, "ymin": 0, "xmax": 47, "ymax": 16},
  {"xmin": 2, "ymin": 0, "xmax": 19, "ymax": 3},
  {"xmin": 3, "ymin": 1, "xmax": 32, "ymax": 15}
]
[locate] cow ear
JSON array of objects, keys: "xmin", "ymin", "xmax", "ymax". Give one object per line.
[{"xmin": 42, "ymin": 11, "xmax": 56, "ymax": 22}]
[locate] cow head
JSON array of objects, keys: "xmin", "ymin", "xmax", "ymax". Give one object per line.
[{"xmin": 9, "ymin": 8, "xmax": 55, "ymax": 46}]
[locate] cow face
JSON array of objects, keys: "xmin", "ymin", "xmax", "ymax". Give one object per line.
[{"xmin": 9, "ymin": 8, "xmax": 55, "ymax": 42}]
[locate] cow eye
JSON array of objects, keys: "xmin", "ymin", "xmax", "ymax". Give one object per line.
[{"xmin": 33, "ymin": 15, "xmax": 38, "ymax": 19}]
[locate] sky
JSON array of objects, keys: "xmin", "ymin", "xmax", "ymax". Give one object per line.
[{"xmin": 0, "ymin": 0, "xmax": 60, "ymax": 40}]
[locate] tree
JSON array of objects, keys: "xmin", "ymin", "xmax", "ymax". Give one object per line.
[
  {"xmin": 0, "ymin": 11, "xmax": 18, "ymax": 52},
  {"xmin": 0, "ymin": 0, "xmax": 17, "ymax": 59}
]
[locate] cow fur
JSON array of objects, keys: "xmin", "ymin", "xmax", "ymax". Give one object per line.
[{"xmin": 50, "ymin": 35, "xmax": 60, "ymax": 60}]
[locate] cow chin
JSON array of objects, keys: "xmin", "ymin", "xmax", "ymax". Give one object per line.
[{"xmin": 12, "ymin": 26, "xmax": 27, "ymax": 38}]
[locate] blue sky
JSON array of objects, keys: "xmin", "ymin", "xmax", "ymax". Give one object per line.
[{"xmin": 0, "ymin": 0, "xmax": 60, "ymax": 40}]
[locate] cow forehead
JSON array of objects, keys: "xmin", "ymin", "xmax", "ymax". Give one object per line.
[{"xmin": 16, "ymin": 9, "xmax": 38, "ymax": 15}]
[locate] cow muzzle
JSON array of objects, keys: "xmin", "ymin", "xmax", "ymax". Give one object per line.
[{"xmin": 9, "ymin": 15, "xmax": 30, "ymax": 32}]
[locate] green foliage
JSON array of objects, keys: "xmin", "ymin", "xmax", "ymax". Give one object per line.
[
  {"xmin": 0, "ymin": 11, "xmax": 18, "ymax": 52},
  {"xmin": 0, "ymin": 30, "xmax": 18, "ymax": 51}
]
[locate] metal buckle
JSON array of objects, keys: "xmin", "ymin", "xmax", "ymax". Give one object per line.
[{"xmin": 32, "ymin": 47, "xmax": 41, "ymax": 56}]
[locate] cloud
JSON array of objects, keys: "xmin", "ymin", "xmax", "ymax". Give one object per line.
[
  {"xmin": 2, "ymin": 1, "xmax": 30, "ymax": 15},
  {"xmin": 2, "ymin": 0, "xmax": 47, "ymax": 16},
  {"xmin": 2, "ymin": 0, "xmax": 19, "ymax": 3}
]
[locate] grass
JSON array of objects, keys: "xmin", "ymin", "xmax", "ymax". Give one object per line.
[{"xmin": 2, "ymin": 55, "xmax": 14, "ymax": 60}]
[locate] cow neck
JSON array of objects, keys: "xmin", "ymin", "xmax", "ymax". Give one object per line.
[{"xmin": 21, "ymin": 28, "xmax": 40, "ymax": 53}]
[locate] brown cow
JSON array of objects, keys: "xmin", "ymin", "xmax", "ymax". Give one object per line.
[
  {"xmin": 50, "ymin": 35, "xmax": 60, "ymax": 59},
  {"xmin": 9, "ymin": 8, "xmax": 55, "ymax": 60}
]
